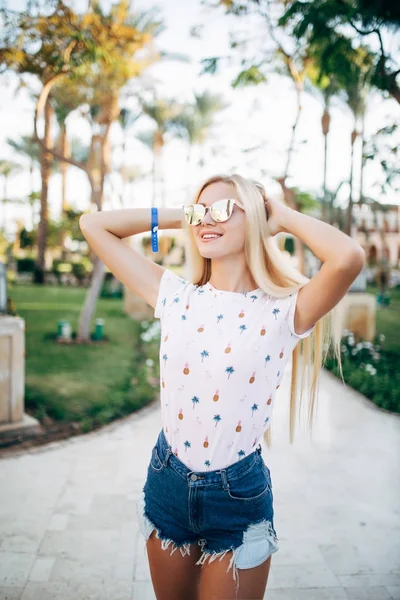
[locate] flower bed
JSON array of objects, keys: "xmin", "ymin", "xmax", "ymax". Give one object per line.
[{"xmin": 324, "ymin": 330, "xmax": 400, "ymax": 413}]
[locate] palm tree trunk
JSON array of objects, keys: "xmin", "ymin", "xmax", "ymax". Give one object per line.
[
  {"xmin": 345, "ymin": 127, "xmax": 357, "ymax": 235},
  {"xmin": 35, "ymin": 96, "xmax": 53, "ymax": 284},
  {"xmin": 59, "ymin": 123, "xmax": 69, "ymax": 259},
  {"xmin": 77, "ymin": 127, "xmax": 109, "ymax": 342}
]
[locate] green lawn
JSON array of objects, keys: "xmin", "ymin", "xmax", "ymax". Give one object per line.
[
  {"xmin": 366, "ymin": 285, "xmax": 400, "ymax": 352},
  {"xmin": 9, "ymin": 284, "xmax": 160, "ymax": 431}
]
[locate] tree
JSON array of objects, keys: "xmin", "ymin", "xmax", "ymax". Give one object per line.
[
  {"xmin": 279, "ymin": 0, "xmax": 400, "ymax": 103},
  {"xmin": 169, "ymin": 92, "xmax": 228, "ymax": 199},
  {"xmin": 137, "ymin": 93, "xmax": 183, "ymax": 207},
  {"xmin": 0, "ymin": 159, "xmax": 23, "ymax": 232}
]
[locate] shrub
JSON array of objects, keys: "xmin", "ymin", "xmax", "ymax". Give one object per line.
[{"xmin": 325, "ymin": 330, "xmax": 400, "ymax": 413}]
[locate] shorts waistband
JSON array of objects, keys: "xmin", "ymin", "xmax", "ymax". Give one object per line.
[{"xmin": 155, "ymin": 427, "xmax": 263, "ymax": 484}]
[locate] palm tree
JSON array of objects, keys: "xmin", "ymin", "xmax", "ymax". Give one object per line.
[
  {"xmin": 169, "ymin": 92, "xmax": 228, "ymax": 199},
  {"xmin": 213, "ymin": 415, "xmax": 222, "ymax": 427},
  {"xmin": 225, "ymin": 366, "xmax": 235, "ymax": 379},
  {"xmin": 251, "ymin": 403, "xmax": 258, "ymax": 416},
  {"xmin": 137, "ymin": 94, "xmax": 183, "ymax": 207},
  {"xmin": 0, "ymin": 160, "xmax": 23, "ymax": 232},
  {"xmin": 200, "ymin": 350, "xmax": 210, "ymax": 362}
]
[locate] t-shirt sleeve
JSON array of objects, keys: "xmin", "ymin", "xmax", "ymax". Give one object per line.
[
  {"xmin": 287, "ymin": 287, "xmax": 316, "ymax": 339},
  {"xmin": 154, "ymin": 268, "xmax": 187, "ymax": 320}
]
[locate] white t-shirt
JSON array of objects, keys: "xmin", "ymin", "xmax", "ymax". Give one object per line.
[{"xmin": 154, "ymin": 268, "xmax": 316, "ymax": 471}]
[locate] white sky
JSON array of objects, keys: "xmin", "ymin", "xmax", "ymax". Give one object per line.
[{"xmin": 0, "ymin": 0, "xmax": 399, "ymax": 235}]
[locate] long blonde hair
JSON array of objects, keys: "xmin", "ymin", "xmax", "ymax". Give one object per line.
[{"xmin": 181, "ymin": 173, "xmax": 343, "ymax": 447}]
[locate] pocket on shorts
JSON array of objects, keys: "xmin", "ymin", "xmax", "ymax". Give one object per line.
[
  {"xmin": 149, "ymin": 446, "xmax": 166, "ymax": 472},
  {"xmin": 225, "ymin": 462, "xmax": 271, "ymax": 502}
]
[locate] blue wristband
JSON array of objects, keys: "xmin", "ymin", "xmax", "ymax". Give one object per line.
[{"xmin": 151, "ymin": 207, "xmax": 159, "ymax": 252}]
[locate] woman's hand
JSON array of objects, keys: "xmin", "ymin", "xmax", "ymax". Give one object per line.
[{"xmin": 264, "ymin": 196, "xmax": 291, "ymax": 237}]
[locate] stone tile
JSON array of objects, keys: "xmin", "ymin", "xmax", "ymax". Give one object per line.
[
  {"xmin": 47, "ymin": 515, "xmax": 69, "ymax": 532},
  {"xmin": 339, "ymin": 574, "xmax": 400, "ymax": 588},
  {"xmin": 386, "ymin": 587, "xmax": 400, "ymax": 600},
  {"xmin": 0, "ymin": 516, "xmax": 50, "ymax": 554},
  {"xmin": 21, "ymin": 579, "xmax": 132, "ymax": 600},
  {"xmin": 267, "ymin": 563, "xmax": 341, "ymax": 589},
  {"xmin": 0, "ymin": 553, "xmax": 36, "ymax": 587},
  {"xmin": 344, "ymin": 587, "xmax": 393, "ymax": 599},
  {"xmin": 132, "ymin": 581, "xmax": 157, "ymax": 600},
  {"xmin": 134, "ymin": 537, "xmax": 151, "ymax": 581},
  {"xmin": 38, "ymin": 529, "xmax": 120, "ymax": 561},
  {"xmin": 261, "ymin": 589, "xmax": 347, "ymax": 600},
  {"xmin": 0, "ymin": 588, "xmax": 23, "ymax": 600},
  {"xmin": 318, "ymin": 543, "xmax": 375, "ymax": 576},
  {"xmin": 28, "ymin": 557, "xmax": 56, "ymax": 583},
  {"xmin": 48, "ymin": 557, "xmax": 114, "ymax": 583}
]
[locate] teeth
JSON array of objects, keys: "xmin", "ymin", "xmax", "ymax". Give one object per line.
[{"xmin": 203, "ymin": 234, "xmax": 221, "ymax": 239}]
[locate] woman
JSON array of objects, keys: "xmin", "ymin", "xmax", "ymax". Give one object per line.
[{"xmin": 79, "ymin": 173, "xmax": 365, "ymax": 600}]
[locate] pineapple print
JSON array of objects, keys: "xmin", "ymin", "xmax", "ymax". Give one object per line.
[
  {"xmin": 225, "ymin": 342, "xmax": 232, "ymax": 354},
  {"xmin": 267, "ymin": 394, "xmax": 272, "ymax": 405},
  {"xmin": 164, "ymin": 332, "xmax": 169, "ymax": 342},
  {"xmin": 203, "ymin": 436, "xmax": 209, "ymax": 448},
  {"xmin": 162, "ymin": 378, "xmax": 165, "ymax": 388},
  {"xmin": 239, "ymin": 309, "xmax": 245, "ymax": 318},
  {"xmin": 260, "ymin": 324, "xmax": 266, "ymax": 336},
  {"xmin": 183, "ymin": 363, "xmax": 190, "ymax": 375},
  {"xmin": 178, "ymin": 409, "xmax": 184, "ymax": 420},
  {"xmin": 213, "ymin": 389, "xmax": 220, "ymax": 402},
  {"xmin": 279, "ymin": 347, "xmax": 284, "ymax": 359},
  {"xmin": 249, "ymin": 371, "xmax": 256, "ymax": 384},
  {"xmin": 186, "ymin": 304, "xmax": 190, "ymax": 310},
  {"xmin": 197, "ymin": 324, "xmax": 204, "ymax": 332},
  {"xmin": 236, "ymin": 420, "xmax": 242, "ymax": 432}
]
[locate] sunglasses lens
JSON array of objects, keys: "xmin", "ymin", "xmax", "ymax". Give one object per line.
[
  {"xmin": 184, "ymin": 205, "xmax": 204, "ymax": 225},
  {"xmin": 210, "ymin": 199, "xmax": 234, "ymax": 222}
]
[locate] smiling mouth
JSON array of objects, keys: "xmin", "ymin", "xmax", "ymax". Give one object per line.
[{"xmin": 200, "ymin": 234, "xmax": 223, "ymax": 242}]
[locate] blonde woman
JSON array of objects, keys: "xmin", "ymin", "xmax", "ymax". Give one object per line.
[{"xmin": 80, "ymin": 173, "xmax": 364, "ymax": 600}]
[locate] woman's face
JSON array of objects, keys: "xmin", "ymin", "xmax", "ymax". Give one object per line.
[{"xmin": 194, "ymin": 181, "xmax": 246, "ymax": 259}]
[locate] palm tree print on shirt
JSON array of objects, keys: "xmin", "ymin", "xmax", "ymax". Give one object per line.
[
  {"xmin": 250, "ymin": 295, "xmax": 258, "ymax": 303},
  {"xmin": 217, "ymin": 314, "xmax": 224, "ymax": 323},
  {"xmin": 238, "ymin": 449, "xmax": 246, "ymax": 459},
  {"xmin": 239, "ymin": 324, "xmax": 247, "ymax": 334},
  {"xmin": 213, "ymin": 414, "xmax": 221, "ymax": 427},
  {"xmin": 162, "ymin": 354, "xmax": 168, "ymax": 366},
  {"xmin": 170, "ymin": 296, "xmax": 180, "ymax": 307},
  {"xmin": 184, "ymin": 440, "xmax": 191, "ymax": 452},
  {"xmin": 264, "ymin": 354, "xmax": 271, "ymax": 367},
  {"xmin": 225, "ymin": 366, "xmax": 235, "ymax": 379},
  {"xmin": 192, "ymin": 396, "xmax": 200, "ymax": 409},
  {"xmin": 251, "ymin": 403, "xmax": 258, "ymax": 416},
  {"xmin": 204, "ymin": 460, "xmax": 211, "ymax": 469},
  {"xmin": 200, "ymin": 350, "xmax": 210, "ymax": 362},
  {"xmin": 272, "ymin": 308, "xmax": 280, "ymax": 319}
]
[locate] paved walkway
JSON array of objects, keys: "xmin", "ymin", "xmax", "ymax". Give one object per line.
[{"xmin": 0, "ymin": 366, "xmax": 399, "ymax": 600}]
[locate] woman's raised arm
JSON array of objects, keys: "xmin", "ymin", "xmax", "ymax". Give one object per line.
[{"xmin": 79, "ymin": 208, "xmax": 183, "ymax": 310}]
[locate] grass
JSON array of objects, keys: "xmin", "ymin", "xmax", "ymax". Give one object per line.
[
  {"xmin": 366, "ymin": 284, "xmax": 400, "ymax": 352},
  {"xmin": 8, "ymin": 283, "xmax": 160, "ymax": 430}
]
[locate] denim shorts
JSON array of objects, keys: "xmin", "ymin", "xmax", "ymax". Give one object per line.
[{"xmin": 136, "ymin": 427, "xmax": 279, "ymax": 592}]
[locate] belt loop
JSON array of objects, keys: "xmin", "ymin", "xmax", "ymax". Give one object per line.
[
  {"xmin": 220, "ymin": 469, "xmax": 229, "ymax": 490},
  {"xmin": 257, "ymin": 444, "xmax": 262, "ymax": 455},
  {"xmin": 164, "ymin": 447, "xmax": 172, "ymax": 466}
]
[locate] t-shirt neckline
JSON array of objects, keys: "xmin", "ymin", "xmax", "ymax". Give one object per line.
[{"xmin": 205, "ymin": 281, "xmax": 262, "ymax": 296}]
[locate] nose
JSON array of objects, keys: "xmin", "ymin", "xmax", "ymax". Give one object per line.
[{"xmin": 200, "ymin": 206, "xmax": 214, "ymax": 226}]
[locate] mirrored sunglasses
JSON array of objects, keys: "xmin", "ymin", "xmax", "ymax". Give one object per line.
[{"xmin": 182, "ymin": 198, "xmax": 243, "ymax": 226}]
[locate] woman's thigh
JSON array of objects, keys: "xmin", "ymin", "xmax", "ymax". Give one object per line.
[
  {"xmin": 197, "ymin": 552, "xmax": 272, "ymax": 600},
  {"xmin": 146, "ymin": 530, "xmax": 202, "ymax": 600}
]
